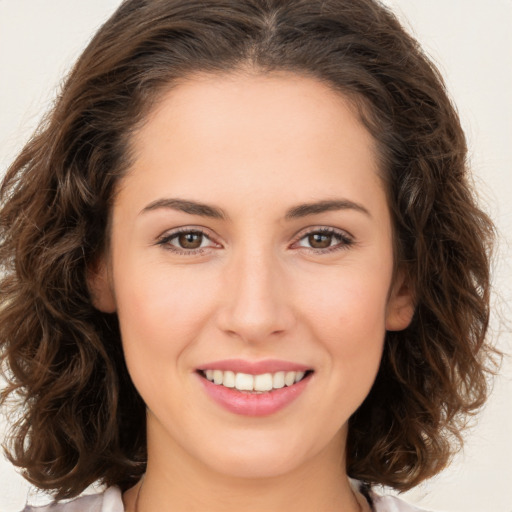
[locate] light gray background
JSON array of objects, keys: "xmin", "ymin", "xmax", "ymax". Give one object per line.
[{"xmin": 1, "ymin": 1, "xmax": 511, "ymax": 511}]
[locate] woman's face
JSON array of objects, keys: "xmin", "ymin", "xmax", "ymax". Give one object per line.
[{"xmin": 91, "ymin": 72, "xmax": 413, "ymax": 480}]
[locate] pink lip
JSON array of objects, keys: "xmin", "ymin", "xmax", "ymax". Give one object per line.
[
  {"xmin": 198, "ymin": 358, "xmax": 311, "ymax": 374},
  {"xmin": 196, "ymin": 359, "xmax": 313, "ymax": 417}
]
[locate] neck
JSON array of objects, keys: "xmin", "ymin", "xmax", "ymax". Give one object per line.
[
  {"xmin": 128, "ymin": 472, "xmax": 363, "ymax": 512},
  {"xmin": 124, "ymin": 428, "xmax": 363, "ymax": 512}
]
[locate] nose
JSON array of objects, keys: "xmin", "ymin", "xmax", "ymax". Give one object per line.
[{"xmin": 216, "ymin": 248, "xmax": 296, "ymax": 344}]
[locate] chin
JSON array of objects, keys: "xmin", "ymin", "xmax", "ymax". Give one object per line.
[
  {"xmin": 206, "ymin": 451, "xmax": 304, "ymax": 480},
  {"xmin": 196, "ymin": 427, "xmax": 341, "ymax": 480}
]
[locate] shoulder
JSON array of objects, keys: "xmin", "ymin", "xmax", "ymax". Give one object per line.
[
  {"xmin": 20, "ymin": 487, "xmax": 124, "ymax": 512},
  {"xmin": 371, "ymin": 491, "xmax": 432, "ymax": 512},
  {"xmin": 350, "ymin": 480, "xmax": 432, "ymax": 512}
]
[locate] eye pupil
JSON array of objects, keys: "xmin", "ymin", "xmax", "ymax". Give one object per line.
[
  {"xmin": 178, "ymin": 232, "xmax": 203, "ymax": 249},
  {"xmin": 308, "ymin": 233, "xmax": 332, "ymax": 249}
]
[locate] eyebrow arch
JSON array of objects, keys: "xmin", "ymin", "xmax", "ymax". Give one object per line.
[
  {"xmin": 141, "ymin": 198, "xmax": 227, "ymax": 220},
  {"xmin": 140, "ymin": 197, "xmax": 370, "ymax": 221},
  {"xmin": 284, "ymin": 199, "xmax": 371, "ymax": 220}
]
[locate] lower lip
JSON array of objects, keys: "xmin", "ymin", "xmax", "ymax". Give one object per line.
[{"xmin": 198, "ymin": 373, "xmax": 311, "ymax": 417}]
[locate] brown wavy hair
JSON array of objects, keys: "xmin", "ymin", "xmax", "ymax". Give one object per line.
[{"xmin": 0, "ymin": 0, "xmax": 496, "ymax": 500}]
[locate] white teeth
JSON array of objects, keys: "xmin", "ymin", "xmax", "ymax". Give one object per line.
[
  {"xmin": 235, "ymin": 372, "xmax": 254, "ymax": 391},
  {"xmin": 202, "ymin": 369, "xmax": 309, "ymax": 391},
  {"xmin": 213, "ymin": 370, "xmax": 223, "ymax": 385},
  {"xmin": 284, "ymin": 371, "xmax": 296, "ymax": 386},
  {"xmin": 223, "ymin": 370, "xmax": 235, "ymax": 388},
  {"xmin": 254, "ymin": 373, "xmax": 273, "ymax": 392},
  {"xmin": 295, "ymin": 371, "xmax": 305, "ymax": 383},
  {"xmin": 272, "ymin": 371, "xmax": 285, "ymax": 389}
]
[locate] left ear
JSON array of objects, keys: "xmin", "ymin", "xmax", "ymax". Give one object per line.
[
  {"xmin": 87, "ymin": 256, "xmax": 117, "ymax": 314},
  {"xmin": 385, "ymin": 270, "xmax": 415, "ymax": 331}
]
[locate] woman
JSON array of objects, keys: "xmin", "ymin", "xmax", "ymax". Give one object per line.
[{"xmin": 0, "ymin": 0, "xmax": 496, "ymax": 511}]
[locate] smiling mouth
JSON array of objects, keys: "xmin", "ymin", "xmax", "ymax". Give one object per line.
[{"xmin": 197, "ymin": 369, "xmax": 314, "ymax": 393}]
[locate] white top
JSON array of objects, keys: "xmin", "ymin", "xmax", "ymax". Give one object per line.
[{"xmin": 21, "ymin": 485, "xmax": 430, "ymax": 511}]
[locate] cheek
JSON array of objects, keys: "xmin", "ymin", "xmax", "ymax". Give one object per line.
[
  {"xmin": 298, "ymin": 264, "xmax": 390, "ymax": 381},
  {"xmin": 301, "ymin": 262, "xmax": 391, "ymax": 335},
  {"xmin": 113, "ymin": 262, "xmax": 217, "ymax": 363},
  {"xmin": 112, "ymin": 263, "xmax": 222, "ymax": 418}
]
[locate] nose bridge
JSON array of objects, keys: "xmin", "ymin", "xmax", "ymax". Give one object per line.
[{"xmin": 218, "ymin": 241, "xmax": 293, "ymax": 342}]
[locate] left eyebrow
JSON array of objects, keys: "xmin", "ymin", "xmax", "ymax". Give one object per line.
[
  {"xmin": 284, "ymin": 199, "xmax": 371, "ymax": 220},
  {"xmin": 140, "ymin": 198, "xmax": 227, "ymax": 220}
]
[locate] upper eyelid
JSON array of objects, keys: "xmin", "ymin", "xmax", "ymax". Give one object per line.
[
  {"xmin": 158, "ymin": 226, "xmax": 215, "ymax": 239},
  {"xmin": 156, "ymin": 226, "xmax": 220, "ymax": 248},
  {"xmin": 158, "ymin": 225, "xmax": 351, "ymax": 238},
  {"xmin": 156, "ymin": 225, "xmax": 353, "ymax": 251},
  {"xmin": 291, "ymin": 225, "xmax": 353, "ymax": 243}
]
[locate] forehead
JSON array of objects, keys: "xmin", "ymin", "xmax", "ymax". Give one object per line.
[
  {"xmin": 135, "ymin": 71, "xmax": 375, "ymax": 159},
  {"xmin": 122, "ymin": 71, "xmax": 385, "ymax": 218}
]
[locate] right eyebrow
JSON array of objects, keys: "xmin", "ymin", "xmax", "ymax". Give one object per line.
[
  {"xmin": 140, "ymin": 198, "xmax": 227, "ymax": 220},
  {"xmin": 284, "ymin": 199, "xmax": 371, "ymax": 220}
]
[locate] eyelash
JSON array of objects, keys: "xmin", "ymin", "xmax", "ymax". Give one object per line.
[
  {"xmin": 156, "ymin": 226, "xmax": 354, "ymax": 255},
  {"xmin": 293, "ymin": 227, "xmax": 354, "ymax": 254},
  {"xmin": 156, "ymin": 227, "xmax": 214, "ymax": 256}
]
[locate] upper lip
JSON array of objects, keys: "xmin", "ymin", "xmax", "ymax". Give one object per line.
[{"xmin": 197, "ymin": 359, "xmax": 312, "ymax": 374}]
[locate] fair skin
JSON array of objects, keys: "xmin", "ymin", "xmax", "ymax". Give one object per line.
[{"xmin": 90, "ymin": 71, "xmax": 414, "ymax": 512}]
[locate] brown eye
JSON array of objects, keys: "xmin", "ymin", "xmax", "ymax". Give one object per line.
[
  {"xmin": 157, "ymin": 229, "xmax": 215, "ymax": 252},
  {"xmin": 295, "ymin": 228, "xmax": 353, "ymax": 253},
  {"xmin": 178, "ymin": 232, "xmax": 204, "ymax": 249},
  {"xmin": 307, "ymin": 233, "xmax": 333, "ymax": 249}
]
